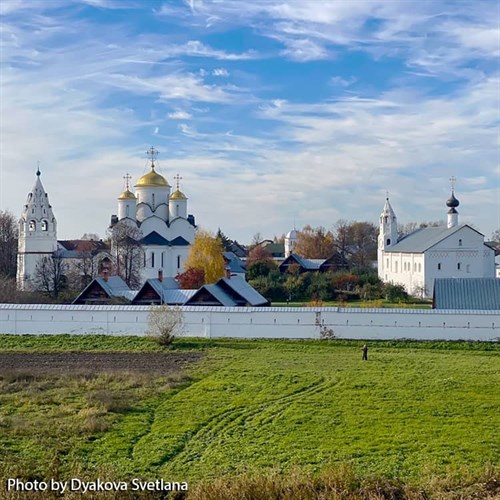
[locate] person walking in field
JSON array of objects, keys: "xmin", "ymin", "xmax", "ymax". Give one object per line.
[{"xmin": 361, "ymin": 344, "xmax": 368, "ymax": 361}]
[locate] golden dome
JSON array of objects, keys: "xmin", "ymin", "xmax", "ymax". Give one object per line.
[
  {"xmin": 135, "ymin": 165, "xmax": 170, "ymax": 187},
  {"xmin": 170, "ymin": 189, "xmax": 187, "ymax": 200},
  {"xmin": 118, "ymin": 189, "xmax": 136, "ymax": 200}
]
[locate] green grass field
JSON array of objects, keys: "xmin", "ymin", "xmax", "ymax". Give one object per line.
[{"xmin": 0, "ymin": 335, "xmax": 498, "ymax": 498}]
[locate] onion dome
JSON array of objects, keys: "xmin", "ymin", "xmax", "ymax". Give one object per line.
[
  {"xmin": 170, "ymin": 189, "xmax": 187, "ymax": 200},
  {"xmin": 118, "ymin": 189, "xmax": 136, "ymax": 200},
  {"xmin": 135, "ymin": 164, "xmax": 170, "ymax": 187},
  {"xmin": 446, "ymin": 192, "xmax": 459, "ymax": 208}
]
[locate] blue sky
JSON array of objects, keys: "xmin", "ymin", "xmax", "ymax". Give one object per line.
[{"xmin": 1, "ymin": 0, "xmax": 499, "ymax": 243}]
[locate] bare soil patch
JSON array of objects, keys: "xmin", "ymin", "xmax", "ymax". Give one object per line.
[{"xmin": 0, "ymin": 351, "xmax": 203, "ymax": 376}]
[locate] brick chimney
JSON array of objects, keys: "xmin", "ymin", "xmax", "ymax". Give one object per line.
[
  {"xmin": 158, "ymin": 269, "xmax": 163, "ymax": 282},
  {"xmin": 225, "ymin": 266, "xmax": 231, "ymax": 279}
]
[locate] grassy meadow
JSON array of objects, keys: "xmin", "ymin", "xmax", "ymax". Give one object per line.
[{"xmin": 0, "ymin": 335, "xmax": 498, "ymax": 499}]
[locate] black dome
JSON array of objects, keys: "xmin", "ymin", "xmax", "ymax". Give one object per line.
[{"xmin": 446, "ymin": 192, "xmax": 459, "ymax": 208}]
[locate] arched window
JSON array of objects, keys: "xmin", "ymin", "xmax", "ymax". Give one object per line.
[
  {"xmin": 161, "ymin": 252, "xmax": 164, "ymax": 267},
  {"xmin": 177, "ymin": 255, "xmax": 181, "ymax": 269},
  {"xmin": 29, "ymin": 220, "xmax": 36, "ymax": 231},
  {"xmin": 41, "ymin": 220, "xmax": 48, "ymax": 231},
  {"xmin": 386, "ymin": 238, "xmax": 391, "ymax": 245},
  {"xmin": 457, "ymin": 262, "xmax": 461, "ymax": 270},
  {"xmin": 151, "ymin": 252, "xmax": 155, "ymax": 268},
  {"xmin": 438, "ymin": 263, "xmax": 441, "ymax": 270},
  {"xmin": 458, "ymin": 239, "xmax": 462, "ymax": 246},
  {"xmin": 176, "ymin": 204, "xmax": 179, "ymax": 216}
]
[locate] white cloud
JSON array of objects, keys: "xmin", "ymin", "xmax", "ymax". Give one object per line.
[
  {"xmin": 212, "ymin": 68, "xmax": 229, "ymax": 77},
  {"xmin": 168, "ymin": 110, "xmax": 193, "ymax": 120}
]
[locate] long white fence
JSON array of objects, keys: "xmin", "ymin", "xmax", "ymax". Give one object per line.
[{"xmin": 0, "ymin": 304, "xmax": 499, "ymax": 341}]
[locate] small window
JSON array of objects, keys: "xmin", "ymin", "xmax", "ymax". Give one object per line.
[
  {"xmin": 41, "ymin": 220, "xmax": 48, "ymax": 231},
  {"xmin": 176, "ymin": 204, "xmax": 180, "ymax": 216},
  {"xmin": 29, "ymin": 220, "xmax": 36, "ymax": 231},
  {"xmin": 161, "ymin": 252, "xmax": 164, "ymax": 267},
  {"xmin": 466, "ymin": 264, "xmax": 470, "ymax": 273},
  {"xmin": 177, "ymin": 255, "xmax": 181, "ymax": 269},
  {"xmin": 458, "ymin": 239, "xmax": 462, "ymax": 246},
  {"xmin": 386, "ymin": 258, "xmax": 389, "ymax": 267},
  {"xmin": 414, "ymin": 262, "xmax": 417, "ymax": 272},
  {"xmin": 418, "ymin": 263, "xmax": 421, "ymax": 272},
  {"xmin": 384, "ymin": 216, "xmax": 388, "ymax": 223},
  {"xmin": 395, "ymin": 261, "xmax": 398, "ymax": 273},
  {"xmin": 457, "ymin": 262, "xmax": 461, "ymax": 270},
  {"xmin": 126, "ymin": 205, "xmax": 129, "ymax": 217},
  {"xmin": 152, "ymin": 193, "xmax": 155, "ymax": 209},
  {"xmin": 151, "ymin": 252, "xmax": 155, "ymax": 268},
  {"xmin": 438, "ymin": 263, "xmax": 441, "ymax": 270},
  {"xmin": 386, "ymin": 238, "xmax": 391, "ymax": 245}
]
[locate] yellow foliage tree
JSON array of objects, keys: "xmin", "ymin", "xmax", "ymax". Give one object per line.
[{"xmin": 184, "ymin": 229, "xmax": 225, "ymax": 284}]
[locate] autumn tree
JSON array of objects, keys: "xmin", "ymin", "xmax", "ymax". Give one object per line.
[
  {"xmin": 176, "ymin": 267, "xmax": 205, "ymax": 289},
  {"xmin": 107, "ymin": 221, "xmax": 144, "ymax": 288},
  {"xmin": 247, "ymin": 244, "xmax": 273, "ymax": 266},
  {"xmin": 0, "ymin": 210, "xmax": 18, "ymax": 278},
  {"xmin": 294, "ymin": 225, "xmax": 334, "ymax": 259},
  {"xmin": 184, "ymin": 229, "xmax": 225, "ymax": 284},
  {"xmin": 32, "ymin": 252, "xmax": 67, "ymax": 298}
]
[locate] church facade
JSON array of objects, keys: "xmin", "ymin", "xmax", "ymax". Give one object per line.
[
  {"xmin": 377, "ymin": 189, "xmax": 495, "ymax": 297},
  {"xmin": 109, "ymin": 147, "xmax": 195, "ymax": 282}
]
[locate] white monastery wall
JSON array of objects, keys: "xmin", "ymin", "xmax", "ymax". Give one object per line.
[{"xmin": 0, "ymin": 305, "xmax": 498, "ymax": 341}]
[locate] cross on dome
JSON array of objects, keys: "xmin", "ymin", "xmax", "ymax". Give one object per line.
[
  {"xmin": 174, "ymin": 173, "xmax": 182, "ymax": 190},
  {"xmin": 449, "ymin": 176, "xmax": 457, "ymax": 192},
  {"xmin": 123, "ymin": 173, "xmax": 132, "ymax": 190},
  {"xmin": 146, "ymin": 146, "xmax": 159, "ymax": 165}
]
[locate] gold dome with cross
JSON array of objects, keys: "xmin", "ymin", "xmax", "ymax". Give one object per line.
[{"xmin": 135, "ymin": 147, "xmax": 170, "ymax": 187}]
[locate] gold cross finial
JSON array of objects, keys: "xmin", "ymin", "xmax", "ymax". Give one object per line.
[
  {"xmin": 450, "ymin": 176, "xmax": 456, "ymax": 192},
  {"xmin": 174, "ymin": 173, "xmax": 182, "ymax": 190},
  {"xmin": 123, "ymin": 173, "xmax": 132, "ymax": 190},
  {"xmin": 146, "ymin": 146, "xmax": 159, "ymax": 165}
]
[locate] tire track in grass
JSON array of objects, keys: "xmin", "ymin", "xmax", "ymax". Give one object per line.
[{"xmin": 157, "ymin": 376, "xmax": 337, "ymax": 471}]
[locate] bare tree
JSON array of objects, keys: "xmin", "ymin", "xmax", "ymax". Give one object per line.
[
  {"xmin": 32, "ymin": 252, "xmax": 67, "ymax": 298},
  {"xmin": 0, "ymin": 210, "xmax": 18, "ymax": 278},
  {"xmin": 108, "ymin": 221, "xmax": 143, "ymax": 288},
  {"xmin": 80, "ymin": 232, "xmax": 101, "ymax": 241},
  {"xmin": 146, "ymin": 304, "xmax": 185, "ymax": 347}
]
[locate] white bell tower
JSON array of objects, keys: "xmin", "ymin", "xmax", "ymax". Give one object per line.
[
  {"xmin": 377, "ymin": 196, "xmax": 398, "ymax": 279},
  {"xmin": 17, "ymin": 167, "xmax": 58, "ymax": 290}
]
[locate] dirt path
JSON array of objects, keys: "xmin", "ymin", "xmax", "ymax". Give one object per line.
[{"xmin": 0, "ymin": 351, "xmax": 203, "ymax": 375}]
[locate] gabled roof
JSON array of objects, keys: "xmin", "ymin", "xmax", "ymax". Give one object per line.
[
  {"xmin": 72, "ymin": 276, "xmax": 134, "ymax": 304},
  {"xmin": 58, "ymin": 239, "xmax": 109, "ymax": 255},
  {"xmin": 140, "ymin": 232, "xmax": 190, "ymax": 247},
  {"xmin": 170, "ymin": 236, "xmax": 190, "ymax": 246},
  {"xmin": 217, "ymin": 276, "xmax": 269, "ymax": 306},
  {"xmin": 184, "ymin": 276, "xmax": 269, "ymax": 307},
  {"xmin": 280, "ymin": 254, "xmax": 323, "ymax": 270},
  {"xmin": 433, "ymin": 278, "xmax": 500, "ymax": 310},
  {"xmin": 141, "ymin": 231, "xmax": 170, "ymax": 246},
  {"xmin": 186, "ymin": 284, "xmax": 237, "ymax": 306},
  {"xmin": 223, "ymin": 252, "xmax": 246, "ymax": 274},
  {"xmin": 386, "ymin": 224, "xmax": 484, "ymax": 253},
  {"xmin": 132, "ymin": 277, "xmax": 181, "ymax": 304}
]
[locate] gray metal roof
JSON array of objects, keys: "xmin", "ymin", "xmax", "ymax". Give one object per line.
[
  {"xmin": 223, "ymin": 252, "xmax": 246, "ymax": 274},
  {"xmin": 219, "ymin": 276, "xmax": 269, "ymax": 306},
  {"xmin": 434, "ymin": 278, "xmax": 500, "ymax": 310},
  {"xmin": 147, "ymin": 277, "xmax": 180, "ymax": 295},
  {"xmin": 200, "ymin": 284, "xmax": 237, "ymax": 306},
  {"xmin": 161, "ymin": 289, "xmax": 197, "ymax": 305},
  {"xmin": 386, "ymin": 224, "xmax": 479, "ymax": 253}
]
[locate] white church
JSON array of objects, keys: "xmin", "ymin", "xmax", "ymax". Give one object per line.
[
  {"xmin": 16, "ymin": 148, "xmax": 196, "ymax": 290},
  {"xmin": 377, "ymin": 186, "xmax": 495, "ymax": 297},
  {"xmin": 110, "ymin": 147, "xmax": 196, "ymax": 281}
]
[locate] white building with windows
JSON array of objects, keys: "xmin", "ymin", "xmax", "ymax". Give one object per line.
[
  {"xmin": 110, "ymin": 147, "xmax": 196, "ymax": 282},
  {"xmin": 377, "ymin": 190, "xmax": 495, "ymax": 297},
  {"xmin": 16, "ymin": 168, "xmax": 58, "ymax": 290}
]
